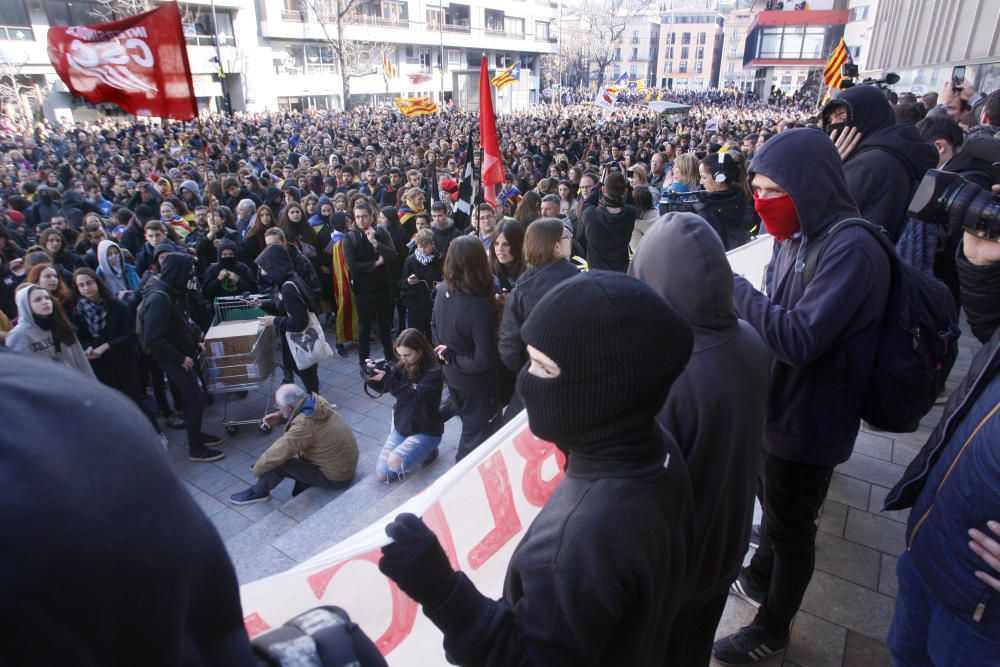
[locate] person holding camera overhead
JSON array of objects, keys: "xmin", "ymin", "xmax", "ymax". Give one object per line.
[
  {"xmin": 366, "ymin": 328, "xmax": 444, "ymax": 482},
  {"xmin": 582, "ymin": 170, "xmax": 637, "ymax": 272}
]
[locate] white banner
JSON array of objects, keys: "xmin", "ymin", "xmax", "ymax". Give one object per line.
[{"xmin": 239, "ymin": 239, "xmax": 774, "ymax": 662}]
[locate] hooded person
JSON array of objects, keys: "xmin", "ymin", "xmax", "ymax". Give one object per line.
[
  {"xmin": 630, "ymin": 213, "xmax": 770, "ymax": 665},
  {"xmin": 7, "ymin": 283, "xmax": 95, "ymax": 377},
  {"xmin": 141, "ymin": 252, "xmax": 225, "ymax": 462},
  {"xmin": 712, "ymin": 128, "xmax": 891, "ymax": 664},
  {"xmin": 178, "ymin": 179, "xmax": 203, "ymax": 208},
  {"xmin": 97, "ymin": 239, "xmax": 140, "ymax": 299},
  {"xmin": 202, "ymin": 238, "xmax": 256, "ymax": 301},
  {"xmin": 378, "ymin": 271, "xmax": 696, "ymax": 666},
  {"xmin": 0, "ymin": 353, "xmax": 256, "ymax": 666},
  {"xmin": 821, "ymin": 84, "xmax": 937, "ymax": 241},
  {"xmin": 27, "ymin": 185, "xmax": 60, "ymax": 227},
  {"xmin": 255, "ymin": 243, "xmax": 321, "ymax": 394}
]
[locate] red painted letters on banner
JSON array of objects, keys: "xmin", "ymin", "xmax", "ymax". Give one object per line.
[{"xmin": 46, "ymin": 3, "xmax": 197, "ymax": 120}]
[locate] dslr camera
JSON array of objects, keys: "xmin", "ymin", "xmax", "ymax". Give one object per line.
[
  {"xmin": 363, "ymin": 358, "xmax": 393, "ymax": 378},
  {"xmin": 658, "ymin": 189, "xmax": 709, "ymax": 216},
  {"xmin": 908, "ymin": 169, "xmax": 1000, "ymax": 241},
  {"xmin": 362, "ymin": 358, "xmax": 393, "ymax": 399}
]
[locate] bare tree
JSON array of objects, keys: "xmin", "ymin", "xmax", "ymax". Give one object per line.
[
  {"xmin": 89, "ymin": 0, "xmax": 154, "ymax": 22},
  {"xmin": 301, "ymin": 0, "xmax": 390, "ymax": 110},
  {"xmin": 0, "ymin": 57, "xmax": 41, "ymax": 131},
  {"xmin": 570, "ymin": 0, "xmax": 654, "ymax": 90}
]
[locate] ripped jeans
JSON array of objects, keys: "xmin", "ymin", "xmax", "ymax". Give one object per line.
[{"xmin": 375, "ymin": 429, "xmax": 441, "ymax": 481}]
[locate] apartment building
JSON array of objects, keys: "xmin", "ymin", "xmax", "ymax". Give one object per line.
[
  {"xmin": 0, "ymin": 0, "xmax": 558, "ymax": 121},
  {"xmin": 719, "ymin": 7, "xmax": 753, "ymax": 89},
  {"xmin": 608, "ymin": 17, "xmax": 660, "ymax": 88},
  {"xmin": 656, "ymin": 9, "xmax": 725, "ymax": 90}
]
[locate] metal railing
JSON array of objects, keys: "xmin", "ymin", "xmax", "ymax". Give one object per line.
[{"xmin": 347, "ymin": 15, "xmax": 409, "ymax": 28}]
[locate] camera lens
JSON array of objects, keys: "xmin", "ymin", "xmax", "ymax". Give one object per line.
[{"xmin": 958, "ymin": 186, "xmax": 1000, "ymax": 240}]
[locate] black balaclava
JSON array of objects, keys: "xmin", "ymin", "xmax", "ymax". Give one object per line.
[
  {"xmin": 218, "ymin": 239, "xmax": 239, "ymax": 270},
  {"xmin": 517, "ymin": 271, "xmax": 693, "ymax": 462}
]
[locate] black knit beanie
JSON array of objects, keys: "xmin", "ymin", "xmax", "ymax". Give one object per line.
[{"xmin": 518, "ymin": 271, "xmax": 693, "ymax": 459}]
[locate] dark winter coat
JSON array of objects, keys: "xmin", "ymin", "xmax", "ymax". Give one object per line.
[
  {"xmin": 342, "ymin": 227, "xmax": 397, "ymax": 296},
  {"xmin": 73, "ymin": 296, "xmax": 140, "ymax": 394},
  {"xmin": 822, "ymin": 85, "xmax": 937, "ymax": 241},
  {"xmin": 697, "ymin": 187, "xmax": 757, "ymax": 251},
  {"xmin": 432, "ymin": 223, "xmax": 463, "ymax": 257},
  {"xmin": 399, "ymin": 252, "xmax": 443, "ymax": 324},
  {"xmin": 498, "ymin": 258, "xmax": 580, "ymax": 373},
  {"xmin": 884, "ymin": 249, "xmax": 1000, "ymax": 638},
  {"xmin": 630, "ymin": 213, "xmax": 769, "ymax": 605},
  {"xmin": 255, "ymin": 243, "xmax": 313, "ymax": 338},
  {"xmin": 118, "ymin": 219, "xmax": 146, "ymax": 258},
  {"xmin": 431, "ymin": 284, "xmax": 497, "ymax": 391},
  {"xmin": 380, "ymin": 364, "xmax": 445, "ymax": 437},
  {"xmin": 196, "ymin": 227, "xmax": 240, "ymax": 276},
  {"xmin": 141, "ymin": 253, "xmax": 200, "ymax": 366},
  {"xmin": 424, "ymin": 432, "xmax": 694, "ymax": 666},
  {"xmin": 733, "ymin": 128, "xmax": 891, "ymax": 466},
  {"xmin": 202, "ymin": 239, "xmax": 257, "ymax": 301},
  {"xmin": 583, "ymin": 202, "xmax": 637, "ymax": 272}
]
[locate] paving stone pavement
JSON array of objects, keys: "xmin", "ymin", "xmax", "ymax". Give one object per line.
[{"xmin": 158, "ymin": 319, "xmax": 981, "ymax": 667}]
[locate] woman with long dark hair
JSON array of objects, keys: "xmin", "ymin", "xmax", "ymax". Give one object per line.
[
  {"xmin": 489, "ymin": 220, "xmax": 526, "ymax": 295},
  {"xmin": 368, "ymin": 328, "xmax": 444, "ymax": 481},
  {"xmin": 7, "ymin": 283, "xmax": 94, "ymax": 377},
  {"xmin": 432, "ymin": 236, "xmax": 499, "ymax": 461},
  {"xmin": 71, "ymin": 268, "xmax": 162, "ymax": 437},
  {"xmin": 241, "ymin": 204, "xmax": 277, "ymax": 265},
  {"xmin": 513, "ymin": 191, "xmax": 542, "ymax": 227}
]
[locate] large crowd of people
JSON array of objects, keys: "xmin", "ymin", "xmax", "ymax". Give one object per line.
[{"xmin": 2, "ymin": 79, "xmax": 1000, "ymax": 666}]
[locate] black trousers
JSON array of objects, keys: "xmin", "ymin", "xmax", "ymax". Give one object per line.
[
  {"xmin": 450, "ymin": 380, "xmax": 498, "ymax": 461},
  {"xmin": 665, "ymin": 591, "xmax": 730, "ymax": 667},
  {"xmin": 139, "ymin": 352, "xmax": 183, "ymax": 415},
  {"xmin": 250, "ymin": 457, "xmax": 353, "ymax": 496},
  {"xmin": 280, "ymin": 336, "xmax": 320, "ymax": 394},
  {"xmin": 744, "ymin": 451, "xmax": 835, "ymax": 637},
  {"xmin": 160, "ymin": 358, "xmax": 206, "ymax": 452},
  {"xmin": 355, "ymin": 289, "xmax": 395, "ymax": 364}
]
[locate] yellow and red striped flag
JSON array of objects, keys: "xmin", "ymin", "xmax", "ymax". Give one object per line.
[
  {"xmin": 823, "ymin": 38, "xmax": 852, "ymax": 89},
  {"xmin": 394, "ymin": 96, "xmax": 438, "ymax": 116},
  {"xmin": 382, "ymin": 52, "xmax": 396, "ymax": 78},
  {"xmin": 491, "ymin": 61, "xmax": 521, "ymax": 89}
]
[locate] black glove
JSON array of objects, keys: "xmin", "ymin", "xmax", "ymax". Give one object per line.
[{"xmin": 378, "ymin": 513, "xmax": 457, "ymax": 607}]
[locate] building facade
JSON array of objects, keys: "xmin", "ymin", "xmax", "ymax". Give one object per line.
[
  {"xmin": 0, "ymin": 0, "xmax": 558, "ymax": 122},
  {"xmin": 609, "ymin": 17, "xmax": 661, "ymax": 88},
  {"xmin": 742, "ymin": 0, "xmax": 848, "ymax": 96},
  {"xmin": 719, "ymin": 7, "xmax": 753, "ymax": 89},
  {"xmin": 657, "ymin": 9, "xmax": 725, "ymax": 90},
  {"xmin": 866, "ymin": 0, "xmax": 1000, "ymax": 95},
  {"xmin": 842, "ymin": 0, "xmax": 878, "ymax": 73}
]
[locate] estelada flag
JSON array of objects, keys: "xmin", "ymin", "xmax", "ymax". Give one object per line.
[
  {"xmin": 394, "ymin": 96, "xmax": 438, "ymax": 116},
  {"xmin": 478, "ymin": 55, "xmax": 503, "ymax": 206},
  {"xmin": 491, "ymin": 62, "xmax": 520, "ymax": 90},
  {"xmin": 46, "ymin": 3, "xmax": 196, "ymax": 120}
]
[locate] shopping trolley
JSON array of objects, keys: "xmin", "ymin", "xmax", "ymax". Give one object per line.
[{"xmin": 203, "ymin": 294, "xmax": 278, "ymax": 434}]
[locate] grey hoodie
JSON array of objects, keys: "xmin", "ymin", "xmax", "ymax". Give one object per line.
[
  {"xmin": 7, "ymin": 285, "xmax": 95, "ymax": 377},
  {"xmin": 630, "ymin": 213, "xmax": 769, "ymax": 605}
]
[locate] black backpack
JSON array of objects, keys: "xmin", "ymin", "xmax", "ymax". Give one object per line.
[
  {"xmin": 135, "ymin": 289, "xmax": 170, "ymax": 355},
  {"xmin": 804, "ymin": 219, "xmax": 961, "ymax": 433}
]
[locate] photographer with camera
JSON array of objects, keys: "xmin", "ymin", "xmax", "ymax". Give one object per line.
[
  {"xmin": 365, "ymin": 328, "xmax": 444, "ymax": 483},
  {"xmin": 582, "ymin": 170, "xmax": 637, "ymax": 272},
  {"xmin": 884, "ymin": 183, "xmax": 1000, "ymax": 664}
]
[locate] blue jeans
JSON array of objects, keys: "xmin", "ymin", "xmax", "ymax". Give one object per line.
[
  {"xmin": 888, "ymin": 550, "xmax": 1000, "ymax": 666},
  {"xmin": 376, "ymin": 429, "xmax": 440, "ymax": 480}
]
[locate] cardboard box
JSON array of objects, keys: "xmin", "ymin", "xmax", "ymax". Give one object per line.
[{"xmin": 204, "ymin": 320, "xmax": 262, "ymax": 358}]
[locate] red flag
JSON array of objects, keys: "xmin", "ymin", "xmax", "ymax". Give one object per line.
[
  {"xmin": 46, "ymin": 3, "xmax": 196, "ymax": 120},
  {"xmin": 478, "ymin": 55, "xmax": 503, "ymax": 206}
]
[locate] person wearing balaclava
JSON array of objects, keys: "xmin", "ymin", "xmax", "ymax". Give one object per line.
[
  {"xmin": 378, "ymin": 271, "xmax": 696, "ymax": 666},
  {"xmin": 7, "ymin": 283, "xmax": 95, "ymax": 377},
  {"xmin": 255, "ymin": 243, "xmax": 321, "ymax": 394},
  {"xmin": 202, "ymin": 238, "xmax": 257, "ymax": 301},
  {"xmin": 630, "ymin": 213, "xmax": 770, "ymax": 666},
  {"xmin": 712, "ymin": 128, "xmax": 891, "ymax": 665},
  {"xmin": 0, "ymin": 353, "xmax": 257, "ymax": 666},
  {"xmin": 141, "ymin": 252, "xmax": 225, "ymax": 462},
  {"xmin": 820, "ymin": 84, "xmax": 937, "ymax": 242}
]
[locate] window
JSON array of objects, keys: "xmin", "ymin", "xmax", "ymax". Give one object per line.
[
  {"xmin": 666, "ymin": 32, "xmax": 675, "ymax": 44},
  {"xmin": 631, "ymin": 47, "xmax": 638, "ymax": 60},
  {"xmin": 849, "ymin": 5, "xmax": 869, "ymax": 21},
  {"xmin": 679, "ymin": 61, "xmax": 688, "ymax": 73},
  {"xmin": 305, "ymin": 44, "xmax": 339, "ymax": 73},
  {"xmin": 382, "ymin": 0, "xmax": 408, "ymax": 23},
  {"xmin": 448, "ymin": 49, "xmax": 461, "ymax": 66},
  {"xmin": 665, "ymin": 61, "xmax": 672, "ymax": 73},
  {"xmin": 781, "ymin": 75, "xmax": 792, "ymax": 85},
  {"xmin": 485, "ymin": 10, "xmax": 504, "ymax": 32},
  {"xmin": 698, "ymin": 31, "xmax": 706, "ymax": 45},
  {"xmin": 681, "ymin": 32, "xmax": 691, "ymax": 44},
  {"xmin": 629, "ymin": 64, "xmax": 637, "ymax": 78},
  {"xmin": 695, "ymin": 60, "xmax": 703, "ymax": 73},
  {"xmin": 727, "ymin": 61, "xmax": 735, "ymax": 73},
  {"xmin": 504, "ymin": 16, "xmax": 524, "ymax": 37},
  {"xmin": 631, "ymin": 30, "xmax": 639, "ymax": 44},
  {"xmin": 665, "ymin": 46, "xmax": 674, "ymax": 59},
  {"xmin": 536, "ymin": 21, "xmax": 549, "ymax": 39},
  {"xmin": 850, "ymin": 45, "xmax": 862, "ymax": 59},
  {"xmin": 44, "ymin": 0, "xmax": 106, "ymax": 26},
  {"xmin": 614, "ymin": 47, "xmax": 621, "ymax": 60},
  {"xmin": 1, "ymin": 0, "xmax": 31, "ymax": 39},
  {"xmin": 680, "ymin": 47, "xmax": 689, "ymax": 59},
  {"xmin": 696, "ymin": 46, "xmax": 704, "ymax": 59},
  {"xmin": 801, "ymin": 26, "xmax": 825, "ymax": 58},
  {"xmin": 780, "ymin": 26, "xmax": 804, "ymax": 58},
  {"xmin": 612, "ymin": 65, "xmax": 620, "ymax": 77},
  {"xmin": 282, "ymin": 0, "xmax": 303, "ymax": 21},
  {"xmin": 427, "ymin": 7, "xmax": 442, "ymax": 29},
  {"xmin": 181, "ymin": 7, "xmax": 236, "ymax": 46}
]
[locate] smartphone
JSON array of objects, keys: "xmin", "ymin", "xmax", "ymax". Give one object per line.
[{"xmin": 952, "ymin": 66, "xmax": 966, "ymax": 91}]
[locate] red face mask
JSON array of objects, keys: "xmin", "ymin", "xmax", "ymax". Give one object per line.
[{"xmin": 754, "ymin": 191, "xmax": 801, "ymax": 241}]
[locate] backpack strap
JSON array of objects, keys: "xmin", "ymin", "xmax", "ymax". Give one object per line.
[{"xmin": 802, "ymin": 218, "xmax": 895, "ymax": 286}]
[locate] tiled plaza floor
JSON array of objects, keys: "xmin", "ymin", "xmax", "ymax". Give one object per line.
[{"xmin": 160, "ymin": 319, "xmax": 982, "ymax": 667}]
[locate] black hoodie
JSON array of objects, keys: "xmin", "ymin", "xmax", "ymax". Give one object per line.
[
  {"xmin": 0, "ymin": 354, "xmax": 255, "ymax": 666},
  {"xmin": 141, "ymin": 253, "xmax": 199, "ymax": 365},
  {"xmin": 821, "ymin": 85, "xmax": 937, "ymax": 241},
  {"xmin": 733, "ymin": 128, "xmax": 891, "ymax": 466},
  {"xmin": 255, "ymin": 243, "xmax": 313, "ymax": 336},
  {"xmin": 202, "ymin": 238, "xmax": 257, "ymax": 300},
  {"xmin": 630, "ymin": 213, "xmax": 769, "ymax": 607}
]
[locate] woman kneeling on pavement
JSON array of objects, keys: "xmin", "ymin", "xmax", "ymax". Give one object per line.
[{"xmin": 367, "ymin": 328, "xmax": 444, "ymax": 482}]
